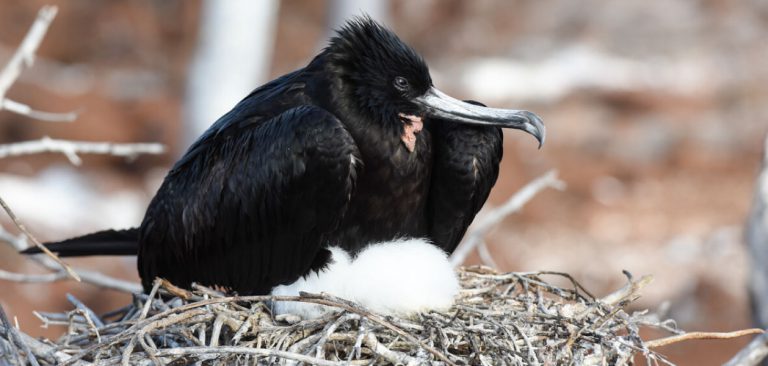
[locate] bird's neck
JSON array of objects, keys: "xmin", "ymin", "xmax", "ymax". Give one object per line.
[
  {"xmin": 304, "ymin": 58, "xmax": 429, "ymax": 172},
  {"xmin": 306, "ymin": 56, "xmax": 404, "ymax": 149}
]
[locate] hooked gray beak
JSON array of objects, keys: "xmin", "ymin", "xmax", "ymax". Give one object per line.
[{"xmin": 414, "ymin": 88, "xmax": 546, "ymax": 148}]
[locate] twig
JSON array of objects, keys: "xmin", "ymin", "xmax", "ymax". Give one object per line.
[
  {"xmin": 314, "ymin": 313, "xmax": 358, "ymax": 358},
  {"xmin": 299, "ymin": 292, "xmax": 458, "ymax": 366},
  {"xmin": 70, "ymin": 309, "xmax": 101, "ymax": 345},
  {"xmin": 138, "ymin": 279, "xmax": 161, "ymax": 321},
  {"xmin": 450, "ymin": 169, "xmax": 566, "ymax": 266},
  {"xmin": 16, "ymin": 331, "xmax": 90, "ymax": 366},
  {"xmin": 600, "ymin": 271, "xmax": 654, "ymax": 306},
  {"xmin": 122, "ymin": 309, "xmax": 211, "ymax": 366},
  {"xmin": 476, "ymin": 240, "xmax": 499, "ymax": 268},
  {"xmin": 0, "ymin": 268, "xmax": 63, "ymax": 282},
  {"xmin": 511, "ymin": 322, "xmax": 540, "ymax": 366},
  {"xmin": 350, "ymin": 317, "xmax": 367, "ymax": 361},
  {"xmin": 157, "ymin": 278, "xmax": 192, "ymax": 300},
  {"xmin": 0, "ymin": 195, "xmax": 79, "ymax": 281},
  {"xmin": 723, "ymin": 331, "xmax": 768, "ymax": 366},
  {"xmin": 0, "ymin": 5, "xmax": 75, "ymax": 123},
  {"xmin": 0, "ymin": 136, "xmax": 165, "ymax": 165},
  {"xmin": 2, "ymin": 99, "xmax": 76, "ymax": 122},
  {"xmin": 0, "ymin": 304, "xmax": 39, "ymax": 366},
  {"xmin": 230, "ymin": 315, "xmax": 255, "ymax": 346},
  {"xmin": 64, "ymin": 268, "xmax": 141, "ymax": 293},
  {"xmin": 0, "ymin": 5, "xmax": 163, "ymax": 157},
  {"xmin": 0, "ymin": 6, "xmax": 57, "ymax": 102},
  {"xmin": 363, "ymin": 333, "xmax": 423, "ymax": 366},
  {"xmin": 0, "ymin": 267, "xmax": 140, "ymax": 293},
  {"xmin": 155, "ymin": 346, "xmax": 344, "ymax": 365},
  {"xmin": 0, "ymin": 308, "xmax": 24, "ymax": 366},
  {"xmin": 0, "ymin": 226, "xmax": 142, "ymax": 293},
  {"xmin": 645, "ymin": 329, "xmax": 765, "ymax": 349},
  {"xmin": 4, "ymin": 269, "xmax": 680, "ymax": 365},
  {"xmin": 66, "ymin": 294, "xmax": 105, "ymax": 328},
  {"xmin": 747, "ymin": 133, "xmax": 768, "ymax": 345}
]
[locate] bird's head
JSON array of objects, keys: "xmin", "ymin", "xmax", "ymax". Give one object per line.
[{"xmin": 323, "ymin": 17, "xmax": 545, "ymax": 149}]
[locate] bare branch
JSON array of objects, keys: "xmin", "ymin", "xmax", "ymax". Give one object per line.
[
  {"xmin": 0, "ymin": 6, "xmax": 163, "ymax": 164},
  {"xmin": 156, "ymin": 346, "xmax": 344, "ymax": 365},
  {"xmin": 0, "ymin": 307, "xmax": 25, "ymax": 366},
  {"xmin": 600, "ymin": 271, "xmax": 654, "ymax": 306},
  {"xmin": 0, "ymin": 256, "xmax": 141, "ymax": 293},
  {"xmin": 0, "ymin": 195, "xmax": 79, "ymax": 281},
  {"xmin": 450, "ymin": 169, "xmax": 566, "ymax": 266},
  {"xmin": 363, "ymin": 333, "xmax": 424, "ymax": 365},
  {"xmin": 723, "ymin": 332, "xmax": 768, "ymax": 366},
  {"xmin": 747, "ymin": 133, "xmax": 768, "ymax": 340},
  {"xmin": 66, "ymin": 293, "xmax": 105, "ymax": 329},
  {"xmin": 297, "ymin": 292, "xmax": 458, "ymax": 366},
  {"xmin": 67, "ymin": 267, "xmax": 142, "ymax": 293},
  {"xmin": 15, "ymin": 328, "xmax": 92, "ymax": 366},
  {"xmin": 139, "ymin": 280, "xmax": 162, "ymax": 321},
  {"xmin": 0, "ymin": 136, "xmax": 165, "ymax": 165},
  {"xmin": 0, "ymin": 225, "xmax": 142, "ymax": 293},
  {"xmin": 0, "ymin": 4, "xmax": 148, "ymax": 298},
  {"xmin": 19, "ymin": 269, "xmax": 664, "ymax": 365},
  {"xmin": 477, "ymin": 240, "xmax": 499, "ymax": 269},
  {"xmin": 0, "ymin": 303, "xmax": 40, "ymax": 366},
  {"xmin": 0, "ymin": 6, "xmax": 57, "ymax": 101},
  {"xmin": 0, "ymin": 268, "xmax": 64, "ymax": 283},
  {"xmin": 2, "ymin": 98, "xmax": 77, "ymax": 122},
  {"xmin": 645, "ymin": 329, "xmax": 764, "ymax": 349}
]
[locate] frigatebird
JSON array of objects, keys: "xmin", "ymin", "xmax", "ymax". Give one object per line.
[{"xmin": 23, "ymin": 17, "xmax": 544, "ymax": 315}]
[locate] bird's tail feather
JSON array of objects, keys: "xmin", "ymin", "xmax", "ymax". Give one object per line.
[{"xmin": 20, "ymin": 228, "xmax": 139, "ymax": 257}]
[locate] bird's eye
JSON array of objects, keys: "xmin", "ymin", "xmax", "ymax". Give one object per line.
[{"xmin": 393, "ymin": 76, "xmax": 410, "ymax": 91}]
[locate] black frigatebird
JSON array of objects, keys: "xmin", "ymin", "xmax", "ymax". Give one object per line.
[{"xmin": 23, "ymin": 17, "xmax": 544, "ymax": 315}]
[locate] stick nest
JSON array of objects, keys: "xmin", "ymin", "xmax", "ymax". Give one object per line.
[{"xmin": 1, "ymin": 266, "xmax": 674, "ymax": 365}]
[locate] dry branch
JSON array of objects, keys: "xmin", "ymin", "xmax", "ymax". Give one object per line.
[
  {"xmin": 155, "ymin": 347, "xmax": 343, "ymax": 366},
  {"xmin": 0, "ymin": 6, "xmax": 75, "ymax": 123},
  {"xmin": 0, "ymin": 267, "xmax": 690, "ymax": 366},
  {"xmin": 1, "ymin": 99, "xmax": 76, "ymax": 122},
  {"xmin": 0, "ymin": 304, "xmax": 36, "ymax": 366},
  {"xmin": 450, "ymin": 169, "xmax": 566, "ymax": 266},
  {"xmin": 0, "ymin": 225, "xmax": 142, "ymax": 293},
  {"xmin": 645, "ymin": 329, "xmax": 764, "ymax": 349},
  {"xmin": 747, "ymin": 133, "xmax": 768, "ymax": 337},
  {"xmin": 0, "ymin": 195, "xmax": 79, "ymax": 281},
  {"xmin": 0, "ymin": 4, "xmax": 158, "ymax": 295},
  {"xmin": 724, "ymin": 332, "xmax": 768, "ymax": 366},
  {"xmin": 0, "ymin": 5, "xmax": 164, "ymax": 160},
  {"xmin": 0, "ymin": 136, "xmax": 165, "ymax": 165},
  {"xmin": 0, "ymin": 6, "xmax": 57, "ymax": 102}
]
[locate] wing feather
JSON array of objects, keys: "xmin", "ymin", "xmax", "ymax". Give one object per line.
[
  {"xmin": 138, "ymin": 106, "xmax": 359, "ymax": 294},
  {"xmin": 427, "ymin": 120, "xmax": 503, "ymax": 254}
]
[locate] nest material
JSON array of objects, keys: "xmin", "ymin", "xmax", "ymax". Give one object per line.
[{"xmin": 0, "ymin": 266, "xmax": 672, "ymax": 365}]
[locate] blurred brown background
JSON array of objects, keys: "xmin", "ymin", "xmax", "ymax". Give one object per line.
[{"xmin": 1, "ymin": 1, "xmax": 767, "ymax": 364}]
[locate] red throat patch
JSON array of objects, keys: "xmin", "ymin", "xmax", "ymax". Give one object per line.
[{"xmin": 399, "ymin": 113, "xmax": 423, "ymax": 153}]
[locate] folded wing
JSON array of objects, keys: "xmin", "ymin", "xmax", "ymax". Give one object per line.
[{"xmin": 139, "ymin": 106, "xmax": 360, "ymax": 294}]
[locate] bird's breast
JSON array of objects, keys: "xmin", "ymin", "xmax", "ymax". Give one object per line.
[{"xmin": 331, "ymin": 129, "xmax": 433, "ymax": 254}]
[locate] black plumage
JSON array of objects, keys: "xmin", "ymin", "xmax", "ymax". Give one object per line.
[
  {"xmin": 428, "ymin": 114, "xmax": 503, "ymax": 253},
  {"xmin": 23, "ymin": 18, "xmax": 544, "ymax": 295}
]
